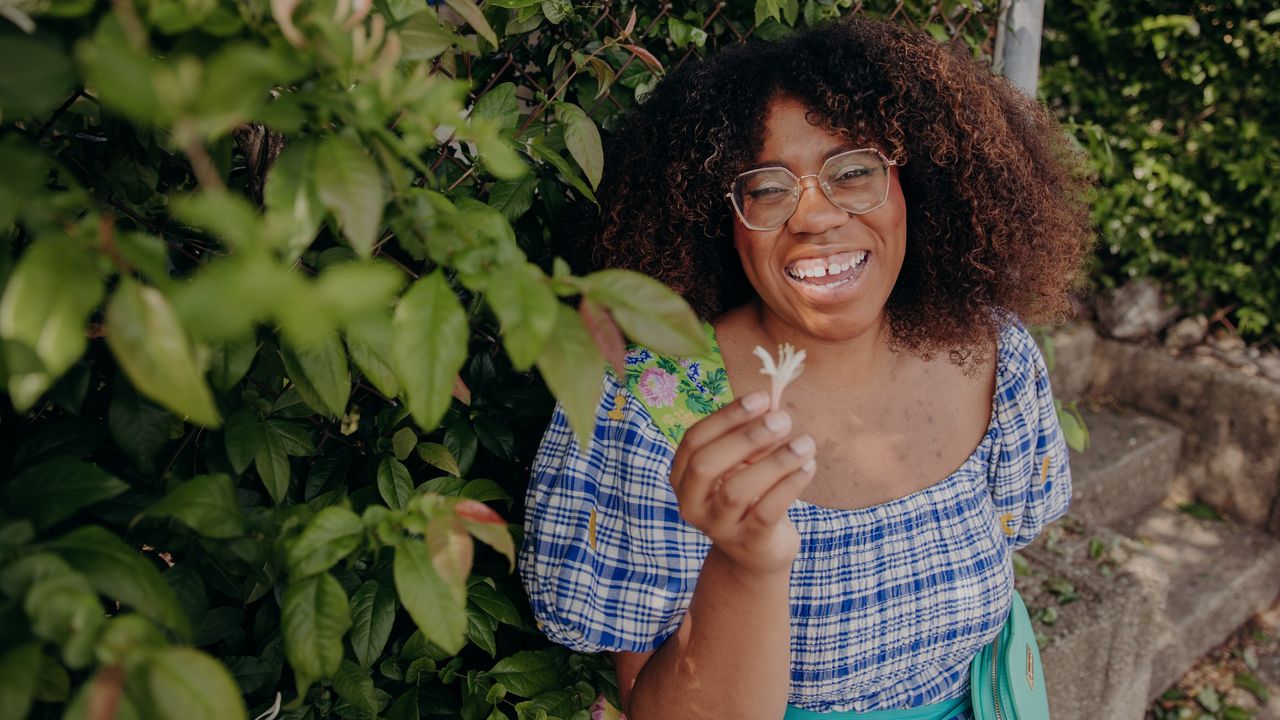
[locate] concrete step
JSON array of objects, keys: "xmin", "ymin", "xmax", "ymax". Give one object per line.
[
  {"xmin": 1068, "ymin": 405, "xmax": 1182, "ymax": 528},
  {"xmin": 1018, "ymin": 517, "xmax": 1167, "ymax": 720},
  {"xmin": 1122, "ymin": 506, "xmax": 1280, "ymax": 699}
]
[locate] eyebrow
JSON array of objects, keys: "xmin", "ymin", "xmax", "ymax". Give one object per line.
[{"xmin": 744, "ymin": 144, "xmax": 866, "ymax": 173}]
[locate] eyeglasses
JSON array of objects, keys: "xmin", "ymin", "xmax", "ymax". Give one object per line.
[{"xmin": 726, "ymin": 148, "xmax": 899, "ymax": 231}]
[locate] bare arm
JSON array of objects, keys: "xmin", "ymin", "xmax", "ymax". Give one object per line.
[{"xmin": 613, "ymin": 391, "xmax": 816, "ymax": 720}]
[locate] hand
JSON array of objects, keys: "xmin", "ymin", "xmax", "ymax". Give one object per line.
[{"xmin": 669, "ymin": 390, "xmax": 817, "ymax": 576}]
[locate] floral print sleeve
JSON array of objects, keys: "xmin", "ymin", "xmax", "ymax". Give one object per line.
[{"xmin": 622, "ymin": 323, "xmax": 732, "ymax": 444}]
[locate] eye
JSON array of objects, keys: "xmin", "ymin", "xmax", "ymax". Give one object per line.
[
  {"xmin": 831, "ymin": 165, "xmax": 872, "ymax": 184},
  {"xmin": 746, "ymin": 183, "xmax": 793, "ymax": 202}
]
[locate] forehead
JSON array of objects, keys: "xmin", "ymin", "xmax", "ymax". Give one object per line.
[{"xmin": 754, "ymin": 96, "xmax": 879, "ymax": 167}]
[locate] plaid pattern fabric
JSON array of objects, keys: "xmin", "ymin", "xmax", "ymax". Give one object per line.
[{"xmin": 518, "ymin": 321, "xmax": 1070, "ymax": 714}]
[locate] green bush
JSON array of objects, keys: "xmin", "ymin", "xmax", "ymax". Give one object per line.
[
  {"xmin": 0, "ymin": 1, "xmax": 995, "ymax": 718},
  {"xmin": 1040, "ymin": 1, "xmax": 1280, "ymax": 338}
]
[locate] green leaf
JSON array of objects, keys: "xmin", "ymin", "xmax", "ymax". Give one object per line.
[
  {"xmin": 391, "ymin": 427, "xmax": 418, "ymax": 461},
  {"xmin": 105, "ymin": 279, "xmax": 221, "ymax": 427},
  {"xmin": 487, "ymin": 173, "xmax": 537, "ymax": 221},
  {"xmin": 442, "ymin": 0, "xmax": 498, "ymax": 47},
  {"xmin": 469, "ymin": 580, "xmax": 523, "ymax": 627},
  {"xmin": 417, "ymin": 442, "xmax": 461, "ymax": 476},
  {"xmin": 1178, "ymin": 502, "xmax": 1223, "ymax": 521},
  {"xmin": 481, "ymin": 649, "xmax": 561, "ymax": 697},
  {"xmin": 281, "ymin": 333, "xmax": 351, "ymax": 418},
  {"xmin": 473, "ymin": 82, "xmax": 520, "ymax": 130},
  {"xmin": 0, "ymin": 29, "xmax": 74, "ymax": 118},
  {"xmin": 146, "ymin": 646, "xmax": 247, "ymax": 720},
  {"xmin": 283, "ymin": 572, "xmax": 351, "ymax": 696},
  {"xmin": 555, "ymin": 102, "xmax": 603, "ymax": 189},
  {"xmin": 0, "ymin": 239, "xmax": 104, "ymax": 411},
  {"xmin": 315, "ymin": 135, "xmax": 385, "ymax": 258},
  {"xmin": 222, "ymin": 656, "xmax": 276, "ymax": 695},
  {"xmin": 207, "ymin": 335, "xmax": 258, "ymax": 391},
  {"xmin": 266, "ymin": 419, "xmax": 317, "ymax": 456},
  {"xmin": 286, "ymin": 506, "xmax": 363, "ymax": 577},
  {"xmin": 1234, "ymin": 672, "xmax": 1269, "ymax": 702},
  {"xmin": 0, "ymin": 643, "xmax": 41, "ymax": 720},
  {"xmin": 535, "ymin": 304, "xmax": 605, "ymax": 444},
  {"xmin": 399, "ymin": 8, "xmax": 463, "ymax": 61},
  {"xmin": 263, "ymin": 139, "xmax": 325, "ymax": 258},
  {"xmin": 377, "ymin": 455, "xmax": 414, "ymax": 510},
  {"xmin": 392, "ymin": 271, "xmax": 469, "ymax": 432},
  {"xmin": 528, "ymin": 142, "xmax": 596, "ymax": 204},
  {"xmin": 581, "ymin": 269, "xmax": 707, "ymax": 357},
  {"xmin": 108, "ymin": 380, "xmax": 174, "ymax": 474},
  {"xmin": 394, "ymin": 537, "xmax": 467, "ymax": 654},
  {"xmin": 486, "ymin": 263, "xmax": 557, "ymax": 370},
  {"xmin": 34, "ymin": 652, "xmax": 69, "ymax": 703},
  {"xmin": 467, "ymin": 606, "xmax": 497, "ymax": 657},
  {"xmin": 171, "ymin": 191, "xmax": 260, "ymax": 248},
  {"xmin": 3, "ymin": 458, "xmax": 128, "ymax": 530},
  {"xmin": 253, "ymin": 423, "xmax": 290, "ymax": 504},
  {"xmin": 345, "ymin": 311, "xmax": 402, "ymax": 398},
  {"xmin": 333, "ymin": 660, "xmax": 379, "ymax": 713},
  {"xmin": 223, "ymin": 407, "xmax": 263, "ymax": 475},
  {"xmin": 350, "ymin": 580, "xmax": 397, "ymax": 668},
  {"xmin": 141, "ymin": 474, "xmax": 247, "ymax": 539},
  {"xmin": 50, "ymin": 526, "xmax": 191, "ymax": 638}
]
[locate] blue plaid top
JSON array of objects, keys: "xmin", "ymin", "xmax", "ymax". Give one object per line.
[{"xmin": 519, "ymin": 320, "xmax": 1070, "ymax": 714}]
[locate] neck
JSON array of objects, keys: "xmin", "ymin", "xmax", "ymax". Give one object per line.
[{"xmin": 751, "ymin": 301, "xmax": 899, "ymax": 400}]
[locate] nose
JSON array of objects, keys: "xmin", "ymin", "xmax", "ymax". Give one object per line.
[{"xmin": 785, "ymin": 174, "xmax": 849, "ymax": 236}]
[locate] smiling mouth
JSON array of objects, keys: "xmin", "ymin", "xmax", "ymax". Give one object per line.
[{"xmin": 784, "ymin": 250, "xmax": 870, "ymax": 289}]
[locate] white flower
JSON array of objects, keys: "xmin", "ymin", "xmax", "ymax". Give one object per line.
[{"xmin": 752, "ymin": 343, "xmax": 806, "ymax": 411}]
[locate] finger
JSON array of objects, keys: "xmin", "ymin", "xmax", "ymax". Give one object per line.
[
  {"xmin": 744, "ymin": 456, "xmax": 817, "ymax": 527},
  {"xmin": 707, "ymin": 434, "xmax": 815, "ymax": 530},
  {"xmin": 671, "ymin": 391, "xmax": 770, "ymax": 488},
  {"xmin": 679, "ymin": 411, "xmax": 793, "ymax": 507}
]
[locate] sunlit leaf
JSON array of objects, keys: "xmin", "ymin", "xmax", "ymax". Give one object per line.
[
  {"xmin": 105, "ymin": 279, "xmax": 220, "ymax": 427},
  {"xmin": 555, "ymin": 102, "xmax": 603, "ymax": 189},
  {"xmin": 0, "ymin": 239, "xmax": 103, "ymax": 411},
  {"xmin": 315, "ymin": 135, "xmax": 385, "ymax": 258},
  {"xmin": 392, "ymin": 271, "xmax": 468, "ymax": 432}
]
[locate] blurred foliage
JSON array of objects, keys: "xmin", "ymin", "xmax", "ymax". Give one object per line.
[
  {"xmin": 1041, "ymin": 1, "xmax": 1280, "ymax": 339},
  {"xmin": 0, "ymin": 1, "xmax": 998, "ymax": 718}
]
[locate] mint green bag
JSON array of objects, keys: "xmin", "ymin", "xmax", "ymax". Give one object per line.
[{"xmin": 969, "ymin": 591, "xmax": 1051, "ymax": 720}]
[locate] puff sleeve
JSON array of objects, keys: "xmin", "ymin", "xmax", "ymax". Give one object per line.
[
  {"xmin": 518, "ymin": 371, "xmax": 711, "ymax": 654},
  {"xmin": 987, "ymin": 321, "xmax": 1073, "ymax": 550}
]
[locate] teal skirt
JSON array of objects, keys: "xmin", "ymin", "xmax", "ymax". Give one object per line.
[{"xmin": 783, "ymin": 695, "xmax": 968, "ymax": 720}]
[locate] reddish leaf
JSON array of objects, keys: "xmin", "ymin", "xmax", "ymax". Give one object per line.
[
  {"xmin": 621, "ymin": 44, "xmax": 663, "ymax": 73},
  {"xmin": 579, "ymin": 299, "xmax": 626, "ymax": 379},
  {"xmin": 427, "ymin": 517, "xmax": 473, "ymax": 589},
  {"xmin": 622, "ymin": 9, "xmax": 636, "ymax": 38},
  {"xmin": 454, "ymin": 499, "xmax": 504, "ymax": 525},
  {"xmin": 451, "ymin": 374, "xmax": 472, "ymax": 406}
]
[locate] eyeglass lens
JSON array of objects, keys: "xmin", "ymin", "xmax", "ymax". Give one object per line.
[{"xmin": 730, "ymin": 149, "xmax": 890, "ymax": 231}]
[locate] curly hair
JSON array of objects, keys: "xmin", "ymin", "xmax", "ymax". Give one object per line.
[{"xmin": 567, "ymin": 18, "xmax": 1093, "ymax": 362}]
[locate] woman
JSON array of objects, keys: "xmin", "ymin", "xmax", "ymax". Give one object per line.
[{"xmin": 519, "ymin": 17, "xmax": 1092, "ymax": 720}]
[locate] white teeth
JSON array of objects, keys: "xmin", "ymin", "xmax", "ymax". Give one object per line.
[{"xmin": 787, "ymin": 251, "xmax": 868, "ymax": 280}]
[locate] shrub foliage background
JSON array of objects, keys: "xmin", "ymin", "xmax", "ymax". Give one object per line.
[
  {"xmin": 1041, "ymin": 1, "xmax": 1280, "ymax": 338},
  {"xmin": 0, "ymin": 1, "xmax": 998, "ymax": 718}
]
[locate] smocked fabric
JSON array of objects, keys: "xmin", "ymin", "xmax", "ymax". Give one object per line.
[{"xmin": 518, "ymin": 320, "xmax": 1070, "ymax": 715}]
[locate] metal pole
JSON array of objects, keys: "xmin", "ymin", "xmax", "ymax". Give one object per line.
[{"xmin": 995, "ymin": 0, "xmax": 1046, "ymax": 97}]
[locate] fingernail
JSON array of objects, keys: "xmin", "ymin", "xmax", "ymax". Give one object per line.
[
  {"xmin": 742, "ymin": 392, "xmax": 768, "ymax": 412},
  {"xmin": 789, "ymin": 435, "xmax": 814, "ymax": 455},
  {"xmin": 764, "ymin": 411, "xmax": 789, "ymax": 432},
  {"xmin": 802, "ymin": 458, "xmax": 816, "ymax": 474}
]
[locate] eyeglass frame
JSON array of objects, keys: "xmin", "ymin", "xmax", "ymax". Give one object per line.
[{"xmin": 725, "ymin": 148, "xmax": 901, "ymax": 232}]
